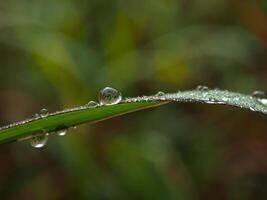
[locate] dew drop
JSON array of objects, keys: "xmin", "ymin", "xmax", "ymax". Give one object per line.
[
  {"xmin": 87, "ymin": 101, "xmax": 99, "ymax": 108},
  {"xmin": 249, "ymin": 107, "xmax": 256, "ymax": 112},
  {"xmin": 196, "ymin": 85, "xmax": 209, "ymax": 91},
  {"xmin": 30, "ymin": 134, "xmax": 48, "ymax": 148},
  {"xmin": 34, "ymin": 113, "xmax": 40, "ymax": 118},
  {"xmin": 40, "ymin": 108, "xmax": 49, "ymax": 118},
  {"xmin": 258, "ymin": 99, "xmax": 267, "ymax": 105},
  {"xmin": 252, "ymin": 91, "xmax": 266, "ymax": 99},
  {"xmin": 234, "ymin": 97, "xmax": 240, "ymax": 101},
  {"xmin": 156, "ymin": 91, "xmax": 165, "ymax": 96},
  {"xmin": 222, "ymin": 97, "xmax": 229, "ymax": 102},
  {"xmin": 99, "ymin": 87, "xmax": 122, "ymax": 105},
  {"xmin": 56, "ymin": 129, "xmax": 67, "ymax": 136},
  {"xmin": 252, "ymin": 91, "xmax": 267, "ymax": 105},
  {"xmin": 206, "ymin": 97, "xmax": 218, "ymax": 104}
]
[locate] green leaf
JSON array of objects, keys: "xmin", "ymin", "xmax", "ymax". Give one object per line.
[{"xmin": 0, "ymin": 89, "xmax": 266, "ymax": 145}]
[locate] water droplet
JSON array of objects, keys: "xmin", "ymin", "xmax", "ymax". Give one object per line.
[
  {"xmin": 249, "ymin": 107, "xmax": 256, "ymax": 112},
  {"xmin": 205, "ymin": 97, "xmax": 218, "ymax": 104},
  {"xmin": 87, "ymin": 101, "xmax": 99, "ymax": 108},
  {"xmin": 99, "ymin": 87, "xmax": 122, "ymax": 105},
  {"xmin": 196, "ymin": 85, "xmax": 209, "ymax": 91},
  {"xmin": 40, "ymin": 108, "xmax": 49, "ymax": 118},
  {"xmin": 156, "ymin": 91, "xmax": 165, "ymax": 96},
  {"xmin": 234, "ymin": 97, "xmax": 240, "ymax": 101},
  {"xmin": 56, "ymin": 129, "xmax": 67, "ymax": 136},
  {"xmin": 34, "ymin": 113, "xmax": 40, "ymax": 118},
  {"xmin": 252, "ymin": 91, "xmax": 266, "ymax": 99},
  {"xmin": 258, "ymin": 99, "xmax": 267, "ymax": 105},
  {"xmin": 30, "ymin": 134, "xmax": 48, "ymax": 148},
  {"xmin": 222, "ymin": 97, "xmax": 229, "ymax": 102},
  {"xmin": 252, "ymin": 91, "xmax": 267, "ymax": 105}
]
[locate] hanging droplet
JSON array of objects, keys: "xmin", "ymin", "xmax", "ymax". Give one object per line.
[
  {"xmin": 56, "ymin": 129, "xmax": 67, "ymax": 136},
  {"xmin": 196, "ymin": 85, "xmax": 209, "ymax": 91},
  {"xmin": 156, "ymin": 91, "xmax": 165, "ymax": 96},
  {"xmin": 30, "ymin": 134, "xmax": 48, "ymax": 148},
  {"xmin": 99, "ymin": 87, "xmax": 122, "ymax": 105},
  {"xmin": 40, "ymin": 108, "xmax": 49, "ymax": 118},
  {"xmin": 252, "ymin": 91, "xmax": 266, "ymax": 99},
  {"xmin": 87, "ymin": 101, "xmax": 99, "ymax": 108}
]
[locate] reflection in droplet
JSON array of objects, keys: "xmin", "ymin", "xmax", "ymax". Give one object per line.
[
  {"xmin": 30, "ymin": 134, "xmax": 48, "ymax": 148},
  {"xmin": 99, "ymin": 87, "xmax": 122, "ymax": 105}
]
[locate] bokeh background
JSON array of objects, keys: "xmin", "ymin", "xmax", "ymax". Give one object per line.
[{"xmin": 0, "ymin": 0, "xmax": 267, "ymax": 199}]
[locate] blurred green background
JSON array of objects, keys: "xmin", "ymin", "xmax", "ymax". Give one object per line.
[{"xmin": 0, "ymin": 0, "xmax": 267, "ymax": 199}]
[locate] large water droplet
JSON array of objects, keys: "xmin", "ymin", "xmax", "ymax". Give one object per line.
[
  {"xmin": 196, "ymin": 85, "xmax": 209, "ymax": 91},
  {"xmin": 40, "ymin": 108, "xmax": 49, "ymax": 118},
  {"xmin": 99, "ymin": 87, "xmax": 122, "ymax": 105},
  {"xmin": 30, "ymin": 134, "xmax": 48, "ymax": 148},
  {"xmin": 87, "ymin": 101, "xmax": 99, "ymax": 108},
  {"xmin": 56, "ymin": 129, "xmax": 67, "ymax": 136}
]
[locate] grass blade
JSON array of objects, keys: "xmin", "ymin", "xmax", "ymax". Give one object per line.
[{"xmin": 0, "ymin": 89, "xmax": 266, "ymax": 145}]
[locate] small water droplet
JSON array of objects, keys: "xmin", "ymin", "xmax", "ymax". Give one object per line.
[
  {"xmin": 205, "ymin": 97, "xmax": 218, "ymax": 104},
  {"xmin": 34, "ymin": 113, "xmax": 40, "ymax": 118},
  {"xmin": 40, "ymin": 108, "xmax": 49, "ymax": 118},
  {"xmin": 252, "ymin": 91, "xmax": 267, "ymax": 105},
  {"xmin": 99, "ymin": 87, "xmax": 122, "ymax": 105},
  {"xmin": 252, "ymin": 91, "xmax": 266, "ymax": 99},
  {"xmin": 258, "ymin": 99, "xmax": 267, "ymax": 105},
  {"xmin": 249, "ymin": 107, "xmax": 256, "ymax": 112},
  {"xmin": 56, "ymin": 129, "xmax": 67, "ymax": 136},
  {"xmin": 222, "ymin": 97, "xmax": 229, "ymax": 102},
  {"xmin": 30, "ymin": 134, "xmax": 48, "ymax": 148},
  {"xmin": 87, "ymin": 101, "xmax": 99, "ymax": 108},
  {"xmin": 196, "ymin": 85, "xmax": 209, "ymax": 91},
  {"xmin": 156, "ymin": 91, "xmax": 165, "ymax": 96},
  {"xmin": 234, "ymin": 97, "xmax": 240, "ymax": 101}
]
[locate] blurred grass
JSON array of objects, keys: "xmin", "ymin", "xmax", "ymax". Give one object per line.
[{"xmin": 0, "ymin": 0, "xmax": 267, "ymax": 199}]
